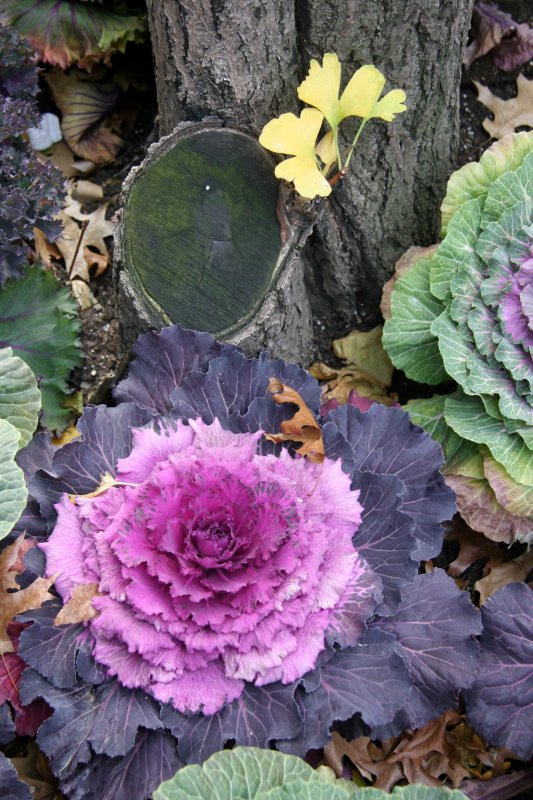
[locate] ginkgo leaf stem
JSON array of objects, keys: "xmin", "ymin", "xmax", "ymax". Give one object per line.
[
  {"xmin": 333, "ymin": 128, "xmax": 342, "ymax": 171},
  {"xmin": 343, "ymin": 119, "xmax": 368, "ymax": 171}
]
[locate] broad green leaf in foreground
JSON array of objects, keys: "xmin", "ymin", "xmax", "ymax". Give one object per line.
[
  {"xmin": 0, "ymin": 347, "xmax": 41, "ymax": 448},
  {"xmin": 0, "ymin": 419, "xmax": 28, "ymax": 541},
  {"xmin": 0, "ymin": 265, "xmax": 82, "ymax": 432},
  {"xmin": 154, "ymin": 747, "xmax": 469, "ymax": 800}
]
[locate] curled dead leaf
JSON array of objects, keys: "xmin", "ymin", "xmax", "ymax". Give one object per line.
[
  {"xmin": 443, "ymin": 516, "xmax": 503, "ymax": 579},
  {"xmin": 323, "ymin": 711, "xmax": 511, "ymax": 792},
  {"xmin": 45, "ymin": 69, "xmax": 122, "ymax": 165},
  {"xmin": 265, "ymin": 378, "xmax": 324, "ymax": 463},
  {"xmin": 475, "ymin": 549, "xmax": 533, "ymax": 605},
  {"xmin": 332, "ymin": 327, "xmax": 394, "ymax": 387},
  {"xmin": 33, "ymin": 228, "xmax": 62, "ymax": 268}
]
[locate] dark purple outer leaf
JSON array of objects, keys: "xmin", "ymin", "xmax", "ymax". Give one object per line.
[
  {"xmin": 161, "ymin": 681, "xmax": 301, "ymax": 764},
  {"xmin": 29, "ymin": 403, "xmax": 152, "ymax": 520},
  {"xmin": 20, "ymin": 669, "xmax": 162, "ymax": 771},
  {"xmin": 170, "ymin": 349, "xmax": 320, "ymax": 424},
  {"xmin": 464, "ymin": 582, "xmax": 533, "ymax": 760},
  {"xmin": 113, "ymin": 325, "xmax": 237, "ymax": 414},
  {"xmin": 353, "ymin": 471, "xmax": 418, "ymax": 616},
  {"xmin": 13, "ymin": 432, "xmax": 56, "ymax": 538},
  {"xmin": 373, "ymin": 570, "xmax": 482, "ymax": 738},
  {"xmin": 0, "ymin": 752, "xmax": 32, "ymax": 800},
  {"xmin": 76, "ymin": 639, "xmax": 107, "ymax": 685},
  {"xmin": 278, "ymin": 628, "xmax": 412, "ymax": 755},
  {"xmin": 15, "ymin": 431, "xmax": 55, "ymax": 481},
  {"xmin": 0, "ymin": 702, "xmax": 15, "ymax": 746},
  {"xmin": 60, "ymin": 732, "xmax": 182, "ymax": 800},
  {"xmin": 18, "ymin": 605, "xmax": 83, "ymax": 689},
  {"xmin": 324, "ymin": 405, "xmax": 455, "ymax": 559},
  {"xmin": 461, "ymin": 767, "xmax": 533, "ymax": 800}
]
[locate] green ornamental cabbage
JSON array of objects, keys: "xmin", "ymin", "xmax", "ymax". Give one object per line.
[
  {"xmin": 382, "ymin": 131, "xmax": 533, "ymax": 543},
  {"xmin": 153, "ymin": 747, "xmax": 469, "ymax": 800},
  {"xmin": 0, "ymin": 347, "xmax": 40, "ymax": 540}
]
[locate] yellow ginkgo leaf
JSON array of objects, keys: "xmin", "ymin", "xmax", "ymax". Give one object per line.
[
  {"xmin": 339, "ymin": 65, "xmax": 407, "ymax": 121},
  {"xmin": 259, "ymin": 108, "xmax": 331, "ymax": 198},
  {"xmin": 371, "ymin": 88, "xmax": 408, "ymax": 121},
  {"xmin": 298, "ymin": 55, "xmax": 407, "ymax": 127},
  {"xmin": 297, "ymin": 53, "xmax": 342, "ymax": 129},
  {"xmin": 315, "ymin": 130, "xmax": 337, "ymax": 175}
]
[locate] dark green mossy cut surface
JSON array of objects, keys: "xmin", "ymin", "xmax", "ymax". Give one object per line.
[{"xmin": 124, "ymin": 129, "xmax": 280, "ymax": 333}]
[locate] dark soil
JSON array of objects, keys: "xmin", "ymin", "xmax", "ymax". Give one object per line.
[{"xmin": 75, "ymin": 95, "xmax": 158, "ymax": 404}]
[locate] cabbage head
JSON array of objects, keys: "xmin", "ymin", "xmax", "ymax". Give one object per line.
[{"xmin": 382, "ymin": 131, "xmax": 533, "ymax": 543}]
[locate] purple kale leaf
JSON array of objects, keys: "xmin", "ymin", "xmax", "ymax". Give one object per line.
[
  {"xmin": 464, "ymin": 582, "xmax": 533, "ymax": 760},
  {"xmin": 372, "ymin": 570, "xmax": 482, "ymax": 738},
  {"xmin": 0, "ymin": 752, "xmax": 32, "ymax": 800}
]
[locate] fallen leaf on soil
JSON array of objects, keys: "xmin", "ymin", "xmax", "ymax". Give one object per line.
[
  {"xmin": 52, "ymin": 186, "xmax": 114, "ymax": 306},
  {"xmin": 70, "ymin": 279, "xmax": 96, "ymax": 309},
  {"xmin": 71, "ymin": 179, "xmax": 104, "ymax": 204},
  {"xmin": 474, "ymin": 75, "xmax": 533, "ymax": 139},
  {"xmin": 311, "ymin": 364, "xmax": 398, "ymax": 411},
  {"xmin": 310, "ymin": 323, "xmax": 399, "ymax": 412},
  {"xmin": 444, "ymin": 516, "xmax": 503, "ymax": 579},
  {"xmin": 332, "ymin": 327, "xmax": 394, "ymax": 386},
  {"xmin": 54, "ymin": 582, "xmax": 99, "ymax": 626},
  {"xmin": 324, "ymin": 711, "xmax": 511, "ymax": 791},
  {"xmin": 475, "ymin": 549, "xmax": 533, "ymax": 604},
  {"xmin": 380, "ymin": 245, "xmax": 439, "ymax": 321},
  {"xmin": 464, "ymin": 2, "xmax": 533, "ymax": 71},
  {"xmin": 45, "ymin": 140, "xmax": 96, "ymax": 178},
  {"xmin": 0, "ymin": 536, "xmax": 55, "ymax": 655},
  {"xmin": 45, "ymin": 69, "xmax": 122, "ymax": 165},
  {"xmin": 0, "ymin": 535, "xmax": 34, "ymax": 592},
  {"xmin": 12, "ymin": 740, "xmax": 60, "ymax": 800},
  {"xmin": 265, "ymin": 378, "xmax": 324, "ymax": 463},
  {"xmin": 33, "ymin": 228, "xmax": 62, "ymax": 268}
]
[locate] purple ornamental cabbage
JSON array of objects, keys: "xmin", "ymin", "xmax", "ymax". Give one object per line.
[
  {"xmin": 12, "ymin": 324, "xmax": 481, "ymax": 800},
  {"xmin": 41, "ymin": 418, "xmax": 368, "ymax": 714}
]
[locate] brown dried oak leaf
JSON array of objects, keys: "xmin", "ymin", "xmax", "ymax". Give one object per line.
[
  {"xmin": 474, "ymin": 75, "xmax": 533, "ymax": 139},
  {"xmin": 54, "ymin": 582, "xmax": 99, "ymax": 626},
  {"xmin": 265, "ymin": 378, "xmax": 324, "ymax": 463},
  {"xmin": 0, "ymin": 536, "xmax": 55, "ymax": 655},
  {"xmin": 324, "ymin": 711, "xmax": 510, "ymax": 792}
]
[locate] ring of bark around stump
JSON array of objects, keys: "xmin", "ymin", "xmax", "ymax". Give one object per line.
[{"xmin": 118, "ymin": 124, "xmax": 282, "ymax": 337}]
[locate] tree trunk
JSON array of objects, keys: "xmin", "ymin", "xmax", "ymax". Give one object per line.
[{"xmin": 145, "ymin": 0, "xmax": 474, "ymax": 359}]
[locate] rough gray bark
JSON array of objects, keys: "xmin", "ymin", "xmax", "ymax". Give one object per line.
[{"xmin": 145, "ymin": 0, "xmax": 474, "ymax": 359}]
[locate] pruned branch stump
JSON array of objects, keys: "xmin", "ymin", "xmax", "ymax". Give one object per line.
[{"xmin": 114, "ymin": 119, "xmax": 321, "ymax": 363}]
